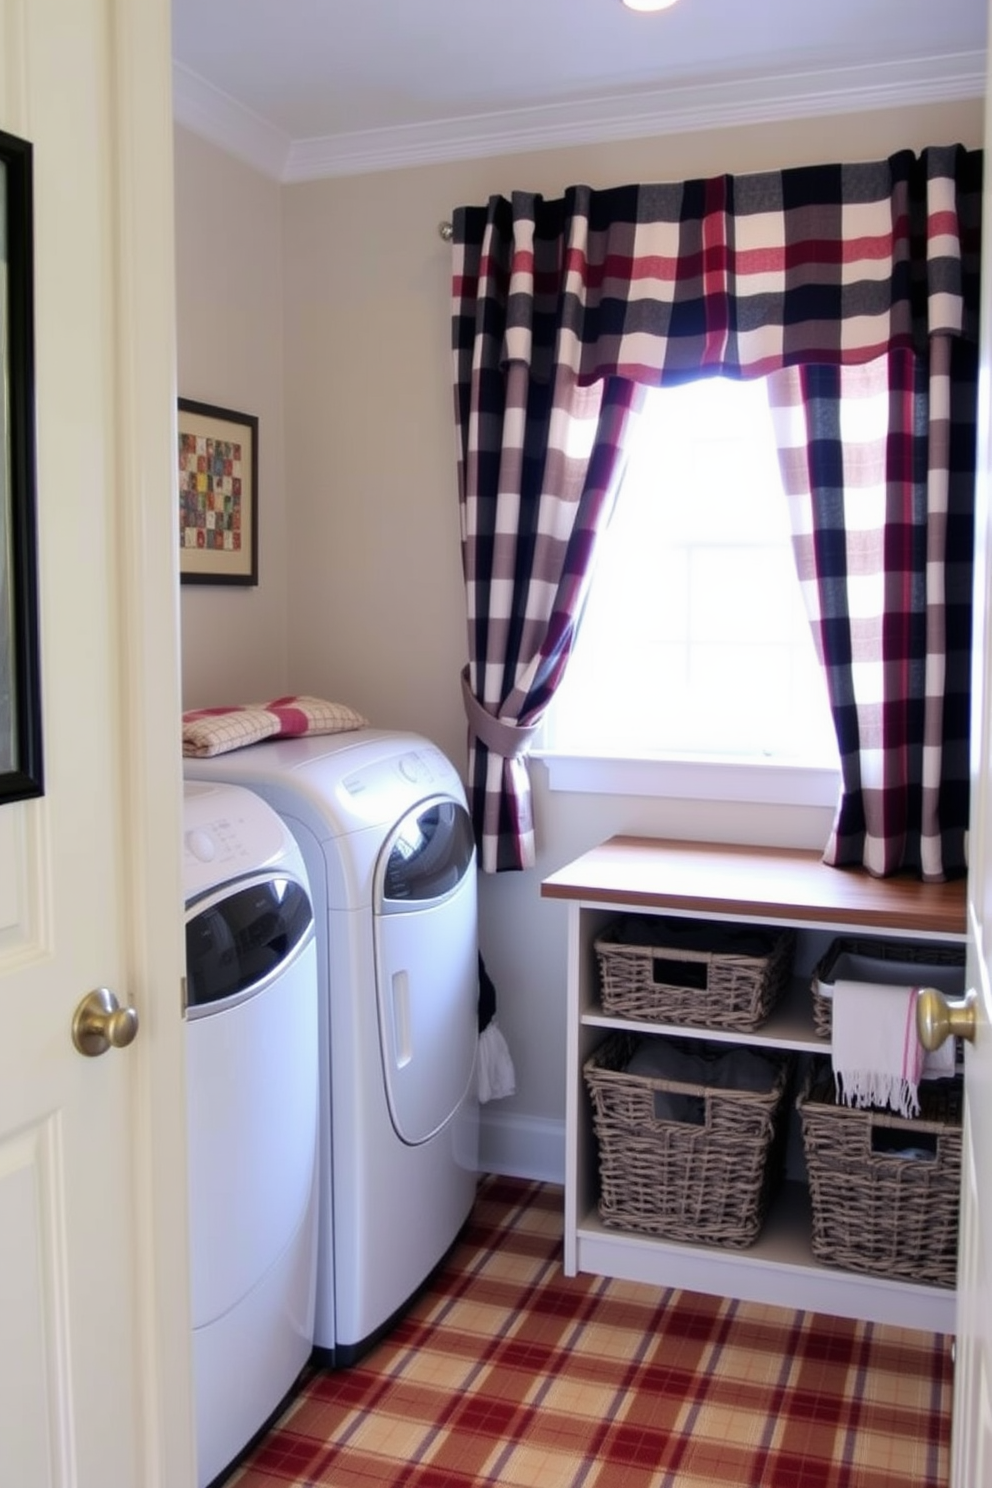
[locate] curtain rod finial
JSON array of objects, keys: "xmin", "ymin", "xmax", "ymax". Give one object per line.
[{"xmin": 438, "ymin": 220, "xmax": 453, "ymax": 242}]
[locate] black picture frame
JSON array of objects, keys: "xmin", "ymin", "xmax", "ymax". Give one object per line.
[
  {"xmin": 0, "ymin": 127, "xmax": 43, "ymax": 804},
  {"xmin": 178, "ymin": 398, "xmax": 259, "ymax": 585}
]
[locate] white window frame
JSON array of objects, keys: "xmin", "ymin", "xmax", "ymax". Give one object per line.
[
  {"xmin": 535, "ymin": 748, "xmax": 841, "ymax": 808},
  {"xmin": 536, "ymin": 376, "xmax": 842, "ymax": 810}
]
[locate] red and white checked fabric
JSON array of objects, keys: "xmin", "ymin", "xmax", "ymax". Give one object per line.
[
  {"xmin": 182, "ymin": 695, "xmax": 367, "ymax": 757},
  {"xmin": 451, "ymin": 146, "xmax": 980, "ymax": 877}
]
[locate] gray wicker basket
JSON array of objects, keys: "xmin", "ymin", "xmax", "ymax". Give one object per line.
[
  {"xmin": 594, "ymin": 916, "xmax": 795, "ymax": 1032},
  {"xmin": 797, "ymin": 1059, "xmax": 962, "ymax": 1287},
  {"xmin": 810, "ymin": 937, "xmax": 966, "ymax": 1039},
  {"xmin": 584, "ymin": 1031, "xmax": 792, "ymax": 1248}
]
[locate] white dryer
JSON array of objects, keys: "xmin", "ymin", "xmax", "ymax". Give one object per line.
[
  {"xmin": 185, "ymin": 730, "xmax": 479, "ymax": 1365},
  {"xmin": 183, "ymin": 782, "xmax": 319, "ymax": 1486}
]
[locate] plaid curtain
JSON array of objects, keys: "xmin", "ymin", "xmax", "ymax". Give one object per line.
[
  {"xmin": 451, "ymin": 146, "xmax": 981, "ymax": 875},
  {"xmin": 767, "ymin": 342, "xmax": 977, "ymax": 881}
]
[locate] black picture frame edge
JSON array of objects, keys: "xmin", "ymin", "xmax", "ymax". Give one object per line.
[
  {"xmin": 177, "ymin": 396, "xmax": 259, "ymax": 587},
  {"xmin": 0, "ymin": 125, "xmax": 43, "ymax": 805}
]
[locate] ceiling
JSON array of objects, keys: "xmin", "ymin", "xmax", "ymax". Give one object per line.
[{"xmin": 169, "ymin": 0, "xmax": 988, "ymax": 182}]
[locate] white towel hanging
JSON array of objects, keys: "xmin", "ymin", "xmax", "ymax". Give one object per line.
[
  {"xmin": 478, "ymin": 1019, "xmax": 516, "ymax": 1103},
  {"xmin": 831, "ymin": 979, "xmax": 924, "ymax": 1116}
]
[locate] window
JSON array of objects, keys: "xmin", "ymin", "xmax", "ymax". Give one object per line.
[{"xmin": 540, "ymin": 376, "xmax": 840, "ymax": 794}]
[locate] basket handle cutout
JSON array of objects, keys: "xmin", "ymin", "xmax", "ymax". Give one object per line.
[
  {"xmin": 652, "ymin": 956, "xmax": 708, "ymax": 990},
  {"xmin": 652, "ymin": 1092, "xmax": 706, "ymax": 1125},
  {"xmin": 870, "ymin": 1127, "xmax": 938, "ymax": 1162}
]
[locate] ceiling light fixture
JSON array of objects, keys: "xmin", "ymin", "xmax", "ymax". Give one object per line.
[{"xmin": 622, "ymin": 0, "xmax": 678, "ymax": 10}]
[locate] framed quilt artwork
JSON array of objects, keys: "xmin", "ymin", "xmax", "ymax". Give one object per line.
[{"xmin": 178, "ymin": 398, "xmax": 258, "ymax": 585}]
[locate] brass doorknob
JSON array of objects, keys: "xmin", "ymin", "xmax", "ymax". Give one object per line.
[
  {"xmin": 72, "ymin": 988, "xmax": 140, "ymax": 1057},
  {"xmin": 916, "ymin": 986, "xmax": 977, "ymax": 1051}
]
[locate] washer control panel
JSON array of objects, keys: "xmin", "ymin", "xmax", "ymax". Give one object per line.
[
  {"xmin": 186, "ymin": 827, "xmax": 218, "ymax": 863},
  {"xmin": 182, "ymin": 782, "xmax": 296, "ymax": 901},
  {"xmin": 343, "ymin": 747, "xmax": 454, "ymax": 802}
]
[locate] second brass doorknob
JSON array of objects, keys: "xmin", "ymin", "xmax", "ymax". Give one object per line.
[{"xmin": 916, "ymin": 986, "xmax": 977, "ymax": 1052}]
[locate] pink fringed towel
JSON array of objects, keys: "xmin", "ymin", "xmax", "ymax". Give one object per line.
[
  {"xmin": 831, "ymin": 978, "xmax": 955, "ymax": 1117},
  {"xmin": 182, "ymin": 695, "xmax": 368, "ymax": 758}
]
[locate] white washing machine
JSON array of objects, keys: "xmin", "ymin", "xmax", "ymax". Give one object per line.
[
  {"xmin": 183, "ymin": 782, "xmax": 319, "ymax": 1485},
  {"xmin": 185, "ymin": 730, "xmax": 480, "ymax": 1365}
]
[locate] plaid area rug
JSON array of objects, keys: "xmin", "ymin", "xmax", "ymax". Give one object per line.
[{"xmin": 227, "ymin": 1174, "xmax": 952, "ymax": 1488}]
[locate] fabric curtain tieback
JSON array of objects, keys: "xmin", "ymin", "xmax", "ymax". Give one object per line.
[{"xmin": 460, "ymin": 666, "xmax": 538, "ymax": 759}]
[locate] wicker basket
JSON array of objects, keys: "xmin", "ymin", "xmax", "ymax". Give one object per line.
[
  {"xmin": 583, "ymin": 1031, "xmax": 792, "ymax": 1248},
  {"xmin": 594, "ymin": 916, "xmax": 795, "ymax": 1032},
  {"xmin": 797, "ymin": 1059, "xmax": 962, "ymax": 1287},
  {"xmin": 810, "ymin": 937, "xmax": 966, "ymax": 1039}
]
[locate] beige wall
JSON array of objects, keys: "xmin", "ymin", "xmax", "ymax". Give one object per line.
[
  {"xmin": 174, "ymin": 126, "xmax": 288, "ymax": 708},
  {"xmin": 175, "ymin": 98, "xmax": 984, "ymax": 1175}
]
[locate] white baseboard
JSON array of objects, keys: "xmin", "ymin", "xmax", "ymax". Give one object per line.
[{"xmin": 477, "ymin": 1108, "xmax": 565, "ymax": 1186}]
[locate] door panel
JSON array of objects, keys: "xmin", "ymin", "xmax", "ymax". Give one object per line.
[
  {"xmin": 0, "ymin": 0, "xmax": 191, "ymax": 1485},
  {"xmin": 0, "ymin": 1120, "xmax": 69, "ymax": 1486},
  {"xmin": 952, "ymin": 11, "xmax": 992, "ymax": 1475},
  {"xmin": 952, "ymin": 1118, "xmax": 991, "ymax": 1486}
]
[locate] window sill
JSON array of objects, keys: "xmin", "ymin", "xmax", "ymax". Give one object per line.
[{"xmin": 534, "ymin": 751, "xmax": 841, "ymax": 809}]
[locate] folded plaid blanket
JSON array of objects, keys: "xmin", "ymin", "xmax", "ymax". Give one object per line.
[{"xmin": 182, "ymin": 695, "xmax": 368, "ymax": 758}]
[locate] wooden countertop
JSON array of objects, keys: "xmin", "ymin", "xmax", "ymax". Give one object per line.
[{"xmin": 540, "ymin": 836, "xmax": 967, "ymax": 937}]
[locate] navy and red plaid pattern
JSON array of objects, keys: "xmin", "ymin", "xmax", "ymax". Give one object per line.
[
  {"xmin": 768, "ymin": 346, "xmax": 976, "ymax": 881},
  {"xmin": 229, "ymin": 1175, "xmax": 951, "ymax": 1488},
  {"xmin": 454, "ymin": 367, "xmax": 640, "ymax": 871},
  {"xmin": 451, "ymin": 146, "xmax": 981, "ymax": 877}
]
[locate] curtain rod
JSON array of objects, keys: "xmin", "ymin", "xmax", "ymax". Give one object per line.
[{"xmin": 438, "ymin": 221, "xmax": 453, "ymax": 241}]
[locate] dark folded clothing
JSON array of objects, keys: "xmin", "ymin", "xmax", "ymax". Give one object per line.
[{"xmin": 612, "ymin": 914, "xmax": 775, "ymax": 959}]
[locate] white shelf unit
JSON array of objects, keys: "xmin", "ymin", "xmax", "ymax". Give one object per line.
[{"xmin": 543, "ymin": 837, "xmax": 968, "ymax": 1335}]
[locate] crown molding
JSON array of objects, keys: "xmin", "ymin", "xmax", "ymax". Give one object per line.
[
  {"xmin": 172, "ymin": 52, "xmax": 985, "ymax": 185},
  {"xmin": 172, "ymin": 62, "xmax": 293, "ymax": 179}
]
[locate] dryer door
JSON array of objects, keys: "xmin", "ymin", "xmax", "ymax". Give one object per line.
[{"xmin": 373, "ymin": 798, "xmax": 478, "ymax": 1144}]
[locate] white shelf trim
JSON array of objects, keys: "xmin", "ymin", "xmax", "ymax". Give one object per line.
[{"xmin": 574, "ymin": 1196, "xmax": 957, "ymax": 1333}]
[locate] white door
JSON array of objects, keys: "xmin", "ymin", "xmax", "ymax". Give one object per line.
[
  {"xmin": 950, "ymin": 15, "xmax": 992, "ymax": 1480},
  {"xmin": 0, "ymin": 2, "xmax": 193, "ymax": 1486}
]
